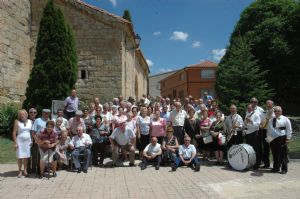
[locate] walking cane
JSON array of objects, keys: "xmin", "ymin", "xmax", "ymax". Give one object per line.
[{"xmin": 47, "ymin": 149, "xmax": 50, "ymax": 180}]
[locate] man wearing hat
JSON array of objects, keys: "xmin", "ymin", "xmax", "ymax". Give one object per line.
[
  {"xmin": 69, "ymin": 110, "xmax": 86, "ymax": 136},
  {"xmin": 31, "ymin": 108, "xmax": 51, "ymax": 175},
  {"xmin": 109, "ymin": 121, "xmax": 136, "ymax": 167}
]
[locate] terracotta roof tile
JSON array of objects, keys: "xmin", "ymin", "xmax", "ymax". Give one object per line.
[{"xmin": 187, "ymin": 61, "xmax": 217, "ymax": 68}]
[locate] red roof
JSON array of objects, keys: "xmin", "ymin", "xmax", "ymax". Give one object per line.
[{"xmin": 187, "ymin": 61, "xmax": 217, "ymax": 68}]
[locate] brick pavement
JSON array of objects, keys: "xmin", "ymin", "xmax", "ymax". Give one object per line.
[{"xmin": 0, "ymin": 160, "xmax": 300, "ymax": 199}]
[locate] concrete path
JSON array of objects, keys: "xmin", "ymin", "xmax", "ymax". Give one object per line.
[{"xmin": 0, "ymin": 160, "xmax": 300, "ymax": 199}]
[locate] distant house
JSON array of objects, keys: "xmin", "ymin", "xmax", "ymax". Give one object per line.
[
  {"xmin": 149, "ymin": 70, "xmax": 178, "ymax": 97},
  {"xmin": 160, "ymin": 61, "xmax": 217, "ymax": 100}
]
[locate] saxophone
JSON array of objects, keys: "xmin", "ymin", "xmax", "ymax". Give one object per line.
[{"xmin": 227, "ymin": 114, "xmax": 239, "ymax": 141}]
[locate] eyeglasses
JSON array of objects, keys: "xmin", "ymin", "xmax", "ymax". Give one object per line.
[
  {"xmin": 250, "ymin": 101, "xmax": 258, "ymax": 103},
  {"xmin": 274, "ymin": 110, "xmax": 281, "ymax": 112},
  {"xmin": 29, "ymin": 112, "xmax": 37, "ymax": 114},
  {"xmin": 184, "ymin": 140, "xmax": 190, "ymax": 142}
]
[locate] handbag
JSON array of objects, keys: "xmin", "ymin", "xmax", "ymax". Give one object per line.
[
  {"xmin": 203, "ymin": 133, "xmax": 213, "ymax": 144},
  {"xmin": 218, "ymin": 133, "xmax": 226, "ymax": 145}
]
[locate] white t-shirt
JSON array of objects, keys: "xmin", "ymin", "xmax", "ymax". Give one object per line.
[
  {"xmin": 143, "ymin": 143, "xmax": 161, "ymax": 156},
  {"xmin": 110, "ymin": 127, "xmax": 136, "ymax": 146}
]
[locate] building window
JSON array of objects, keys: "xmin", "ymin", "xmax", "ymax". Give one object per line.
[
  {"xmin": 179, "ymin": 90, "xmax": 184, "ymax": 100},
  {"xmin": 179, "ymin": 73, "xmax": 185, "ymax": 81},
  {"xmin": 200, "ymin": 88, "xmax": 215, "ymax": 98},
  {"xmin": 201, "ymin": 69, "xmax": 215, "ymax": 79},
  {"xmin": 156, "ymin": 83, "xmax": 160, "ymax": 89},
  {"xmin": 173, "ymin": 89, "xmax": 177, "ymax": 98},
  {"xmin": 81, "ymin": 70, "xmax": 86, "ymax": 79}
]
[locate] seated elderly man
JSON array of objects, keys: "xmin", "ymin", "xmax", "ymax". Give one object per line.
[
  {"xmin": 69, "ymin": 126, "xmax": 92, "ymax": 173},
  {"xmin": 172, "ymin": 136, "xmax": 200, "ymax": 172},
  {"xmin": 37, "ymin": 121, "xmax": 58, "ymax": 178},
  {"xmin": 141, "ymin": 136, "xmax": 162, "ymax": 170},
  {"xmin": 109, "ymin": 121, "xmax": 136, "ymax": 167}
]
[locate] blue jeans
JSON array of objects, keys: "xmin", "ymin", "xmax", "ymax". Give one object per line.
[
  {"xmin": 72, "ymin": 147, "xmax": 91, "ymax": 170},
  {"xmin": 174, "ymin": 156, "xmax": 200, "ymax": 167}
]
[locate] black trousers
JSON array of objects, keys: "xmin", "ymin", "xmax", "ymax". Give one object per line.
[
  {"xmin": 270, "ymin": 135, "xmax": 288, "ymax": 172},
  {"xmin": 142, "ymin": 155, "xmax": 162, "ymax": 166},
  {"xmin": 257, "ymin": 129, "xmax": 270, "ymax": 166},
  {"xmin": 65, "ymin": 111, "xmax": 75, "ymax": 120},
  {"xmin": 92, "ymin": 142, "xmax": 108, "ymax": 165},
  {"xmin": 245, "ymin": 131, "xmax": 259, "ymax": 167},
  {"xmin": 173, "ymin": 126, "xmax": 184, "ymax": 145},
  {"xmin": 30, "ymin": 143, "xmax": 40, "ymax": 174},
  {"xmin": 227, "ymin": 130, "xmax": 243, "ymax": 150}
]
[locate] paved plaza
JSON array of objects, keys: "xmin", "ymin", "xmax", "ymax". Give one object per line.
[{"xmin": 0, "ymin": 159, "xmax": 300, "ymax": 199}]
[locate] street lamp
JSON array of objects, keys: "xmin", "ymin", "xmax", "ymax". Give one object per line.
[{"xmin": 135, "ymin": 34, "xmax": 141, "ymax": 48}]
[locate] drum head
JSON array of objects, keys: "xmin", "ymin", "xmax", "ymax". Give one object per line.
[{"xmin": 228, "ymin": 144, "xmax": 251, "ymax": 171}]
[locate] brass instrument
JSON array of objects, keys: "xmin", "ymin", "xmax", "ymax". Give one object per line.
[
  {"xmin": 227, "ymin": 114, "xmax": 240, "ymax": 141},
  {"xmin": 260, "ymin": 107, "xmax": 274, "ymax": 129}
]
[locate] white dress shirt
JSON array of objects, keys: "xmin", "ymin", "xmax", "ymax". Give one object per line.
[
  {"xmin": 110, "ymin": 127, "xmax": 136, "ymax": 146},
  {"xmin": 224, "ymin": 114, "xmax": 244, "ymax": 133},
  {"xmin": 244, "ymin": 111, "xmax": 261, "ymax": 134},
  {"xmin": 70, "ymin": 133, "xmax": 92, "ymax": 148},
  {"xmin": 267, "ymin": 115, "xmax": 292, "ymax": 139},
  {"xmin": 169, "ymin": 109, "xmax": 187, "ymax": 126},
  {"xmin": 179, "ymin": 144, "xmax": 196, "ymax": 159}
]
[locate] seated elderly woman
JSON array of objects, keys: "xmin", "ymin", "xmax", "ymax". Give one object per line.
[
  {"xmin": 37, "ymin": 120, "xmax": 58, "ymax": 178},
  {"xmin": 162, "ymin": 126, "xmax": 179, "ymax": 165},
  {"xmin": 91, "ymin": 115, "xmax": 110, "ymax": 166},
  {"xmin": 55, "ymin": 130, "xmax": 71, "ymax": 169}
]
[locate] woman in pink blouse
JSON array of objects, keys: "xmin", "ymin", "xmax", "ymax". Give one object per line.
[{"xmin": 150, "ymin": 110, "xmax": 167, "ymax": 144}]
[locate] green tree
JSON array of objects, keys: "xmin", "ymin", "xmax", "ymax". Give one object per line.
[
  {"xmin": 223, "ymin": 0, "xmax": 300, "ymax": 114},
  {"xmin": 23, "ymin": 0, "xmax": 77, "ymax": 112},
  {"xmin": 122, "ymin": 9, "xmax": 132, "ymax": 22},
  {"xmin": 216, "ymin": 37, "xmax": 273, "ymax": 116}
]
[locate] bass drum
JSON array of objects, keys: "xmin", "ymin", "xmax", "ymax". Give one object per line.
[{"xmin": 227, "ymin": 144, "xmax": 256, "ymax": 171}]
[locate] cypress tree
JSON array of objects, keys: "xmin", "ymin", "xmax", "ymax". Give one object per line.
[
  {"xmin": 122, "ymin": 9, "xmax": 132, "ymax": 22},
  {"xmin": 216, "ymin": 37, "xmax": 273, "ymax": 116},
  {"xmin": 23, "ymin": 0, "xmax": 77, "ymax": 112}
]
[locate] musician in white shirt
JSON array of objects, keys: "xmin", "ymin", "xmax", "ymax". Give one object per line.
[
  {"xmin": 69, "ymin": 126, "xmax": 92, "ymax": 173},
  {"xmin": 224, "ymin": 104, "xmax": 244, "ymax": 149},
  {"xmin": 258, "ymin": 100, "xmax": 275, "ymax": 168},
  {"xmin": 267, "ymin": 106, "xmax": 292, "ymax": 174},
  {"xmin": 244, "ymin": 104, "xmax": 261, "ymax": 170},
  {"xmin": 250, "ymin": 97, "xmax": 264, "ymax": 120}
]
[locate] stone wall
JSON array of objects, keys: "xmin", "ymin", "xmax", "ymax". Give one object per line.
[
  {"xmin": 30, "ymin": 0, "xmax": 148, "ymax": 104},
  {"xmin": 0, "ymin": 0, "xmax": 32, "ymax": 101},
  {"xmin": 0, "ymin": 0, "xmax": 148, "ymax": 105}
]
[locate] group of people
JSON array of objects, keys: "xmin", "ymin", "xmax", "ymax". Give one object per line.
[{"xmin": 12, "ymin": 89, "xmax": 293, "ymax": 178}]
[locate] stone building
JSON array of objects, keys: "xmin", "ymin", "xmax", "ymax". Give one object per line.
[
  {"xmin": 0, "ymin": 0, "xmax": 149, "ymax": 104},
  {"xmin": 160, "ymin": 61, "xmax": 217, "ymax": 100},
  {"xmin": 149, "ymin": 70, "xmax": 177, "ymax": 97}
]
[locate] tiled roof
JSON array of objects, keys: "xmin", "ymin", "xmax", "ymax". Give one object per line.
[{"xmin": 187, "ymin": 60, "xmax": 217, "ymax": 68}]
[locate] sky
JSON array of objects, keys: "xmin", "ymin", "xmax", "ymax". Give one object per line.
[{"xmin": 84, "ymin": 0, "xmax": 254, "ymax": 75}]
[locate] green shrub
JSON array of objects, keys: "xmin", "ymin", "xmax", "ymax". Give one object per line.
[{"xmin": 0, "ymin": 103, "xmax": 18, "ymax": 138}]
